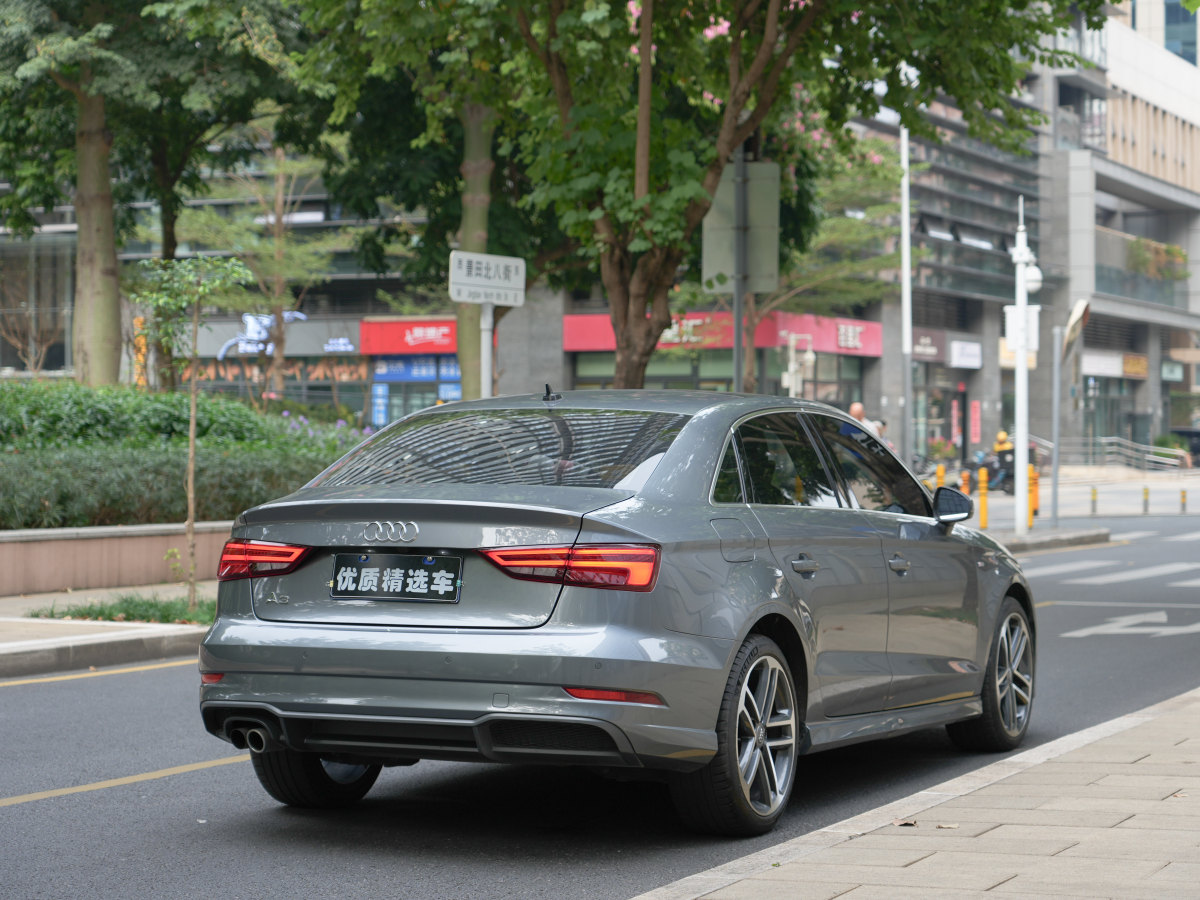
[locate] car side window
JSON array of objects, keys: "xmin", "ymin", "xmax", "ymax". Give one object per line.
[
  {"xmin": 712, "ymin": 438, "xmax": 745, "ymax": 503},
  {"xmin": 809, "ymin": 414, "xmax": 931, "ymax": 517},
  {"xmin": 735, "ymin": 414, "xmax": 840, "ymax": 508}
]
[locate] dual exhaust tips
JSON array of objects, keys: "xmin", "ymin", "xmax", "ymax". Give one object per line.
[{"xmin": 227, "ymin": 724, "xmax": 278, "ymax": 754}]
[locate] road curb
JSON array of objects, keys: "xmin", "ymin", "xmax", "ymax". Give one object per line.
[
  {"xmin": 989, "ymin": 527, "xmax": 1110, "ymax": 553},
  {"xmin": 0, "ymin": 627, "xmax": 206, "ymax": 678}
]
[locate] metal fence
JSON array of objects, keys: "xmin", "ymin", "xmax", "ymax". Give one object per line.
[{"xmin": 1035, "ymin": 434, "xmax": 1190, "ymax": 471}]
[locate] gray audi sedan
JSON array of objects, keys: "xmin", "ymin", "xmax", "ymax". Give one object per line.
[{"xmin": 200, "ymin": 390, "xmax": 1034, "ymax": 836}]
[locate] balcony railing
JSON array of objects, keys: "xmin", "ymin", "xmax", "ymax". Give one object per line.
[{"xmin": 1094, "ymin": 227, "xmax": 1190, "ymax": 308}]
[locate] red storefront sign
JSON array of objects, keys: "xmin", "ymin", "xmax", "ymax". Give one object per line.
[
  {"xmin": 359, "ymin": 318, "xmax": 457, "ymax": 355},
  {"xmin": 562, "ymin": 311, "xmax": 882, "ymax": 356}
]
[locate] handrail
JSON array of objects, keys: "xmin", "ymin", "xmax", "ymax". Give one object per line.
[{"xmin": 1032, "ymin": 434, "xmax": 1189, "ymax": 471}]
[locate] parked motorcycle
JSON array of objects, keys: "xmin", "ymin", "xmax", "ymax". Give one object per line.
[{"xmin": 972, "ymin": 449, "xmax": 1015, "ymax": 494}]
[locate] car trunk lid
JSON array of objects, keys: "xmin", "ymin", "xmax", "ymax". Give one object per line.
[{"xmin": 236, "ymin": 485, "xmax": 627, "ymax": 629}]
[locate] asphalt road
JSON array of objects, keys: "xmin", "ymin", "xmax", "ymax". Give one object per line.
[{"xmin": 3, "ymin": 515, "xmax": 1199, "ymax": 900}]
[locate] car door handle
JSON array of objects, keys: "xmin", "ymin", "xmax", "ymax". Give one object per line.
[
  {"xmin": 888, "ymin": 555, "xmax": 911, "ymax": 574},
  {"xmin": 790, "ymin": 556, "xmax": 821, "ymax": 577}
]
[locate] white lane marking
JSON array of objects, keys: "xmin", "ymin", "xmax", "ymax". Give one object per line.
[
  {"xmin": 1064, "ymin": 562, "xmax": 1200, "ymax": 585},
  {"xmin": 1108, "ymin": 530, "xmax": 1158, "ymax": 542},
  {"xmin": 1062, "ymin": 610, "xmax": 1200, "ymax": 638},
  {"xmin": 1019, "ymin": 559, "xmax": 1118, "ymax": 579},
  {"xmin": 1049, "ymin": 599, "xmax": 1200, "ymax": 609},
  {"xmin": 1169, "ymin": 578, "xmax": 1200, "ymax": 588},
  {"xmin": 1164, "ymin": 530, "xmax": 1200, "ymax": 542}
]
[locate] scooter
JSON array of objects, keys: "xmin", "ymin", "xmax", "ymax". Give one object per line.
[{"xmin": 973, "ymin": 450, "xmax": 1015, "ymax": 494}]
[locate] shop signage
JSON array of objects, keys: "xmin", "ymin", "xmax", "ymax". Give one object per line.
[
  {"xmin": 949, "ymin": 340, "xmax": 982, "ymax": 370},
  {"xmin": 371, "ymin": 354, "xmax": 460, "ymax": 384},
  {"xmin": 912, "ymin": 328, "xmax": 945, "ymax": 362},
  {"xmin": 1163, "ymin": 360, "xmax": 1185, "ymax": 383},
  {"xmin": 999, "ymin": 339, "xmax": 1038, "ymax": 371},
  {"xmin": 360, "ymin": 318, "xmax": 457, "ymax": 355},
  {"xmin": 1122, "ymin": 354, "xmax": 1149, "ymax": 379},
  {"xmin": 1080, "ymin": 350, "xmax": 1123, "ymax": 378},
  {"xmin": 199, "ymin": 314, "xmax": 360, "ymax": 358},
  {"xmin": 562, "ymin": 311, "xmax": 882, "ymax": 356}
]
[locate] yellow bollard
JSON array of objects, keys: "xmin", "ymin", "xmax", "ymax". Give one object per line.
[
  {"xmin": 936, "ymin": 463, "xmax": 945, "ymax": 489},
  {"xmin": 1091, "ymin": 485, "xmax": 1098, "ymax": 516},
  {"xmin": 1031, "ymin": 465, "xmax": 1039, "ymax": 516},
  {"xmin": 978, "ymin": 467, "xmax": 988, "ymax": 529},
  {"xmin": 960, "ymin": 469, "xmax": 971, "ymax": 495},
  {"xmin": 1143, "ymin": 485, "xmax": 1150, "ymax": 515},
  {"xmin": 1027, "ymin": 464, "xmax": 1035, "ymax": 531},
  {"xmin": 1184, "ymin": 490, "xmax": 1188, "ymax": 515}
]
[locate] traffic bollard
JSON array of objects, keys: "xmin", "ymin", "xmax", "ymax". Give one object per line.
[
  {"xmin": 960, "ymin": 469, "xmax": 971, "ymax": 495},
  {"xmin": 1183, "ymin": 490, "xmax": 1188, "ymax": 515},
  {"xmin": 1030, "ymin": 465, "xmax": 1039, "ymax": 517},
  {"xmin": 936, "ymin": 463, "xmax": 945, "ymax": 489},
  {"xmin": 1091, "ymin": 486, "xmax": 1097, "ymax": 516},
  {"xmin": 1143, "ymin": 485, "xmax": 1149, "ymax": 515},
  {"xmin": 978, "ymin": 467, "xmax": 988, "ymax": 529},
  {"xmin": 1027, "ymin": 466, "xmax": 1035, "ymax": 531}
]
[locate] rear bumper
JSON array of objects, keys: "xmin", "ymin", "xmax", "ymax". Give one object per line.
[{"xmin": 199, "ymin": 618, "xmax": 730, "ymax": 772}]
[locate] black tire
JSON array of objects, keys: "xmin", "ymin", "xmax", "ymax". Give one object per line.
[
  {"xmin": 947, "ymin": 597, "xmax": 1035, "ymax": 752},
  {"xmin": 670, "ymin": 635, "xmax": 800, "ymax": 836},
  {"xmin": 251, "ymin": 749, "xmax": 381, "ymax": 808}
]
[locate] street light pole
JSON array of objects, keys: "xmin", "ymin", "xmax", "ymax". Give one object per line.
[
  {"xmin": 900, "ymin": 126, "xmax": 913, "ymax": 464},
  {"xmin": 1010, "ymin": 197, "xmax": 1035, "ymax": 536}
]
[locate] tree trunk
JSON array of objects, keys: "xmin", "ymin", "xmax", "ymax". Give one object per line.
[
  {"xmin": 72, "ymin": 92, "xmax": 122, "ymax": 386},
  {"xmin": 456, "ymin": 102, "xmax": 496, "ymax": 400},
  {"xmin": 604, "ymin": 243, "xmax": 678, "ymax": 389},
  {"xmin": 742, "ymin": 292, "xmax": 759, "ymax": 394}
]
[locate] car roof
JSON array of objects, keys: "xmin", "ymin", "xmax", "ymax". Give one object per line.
[{"xmin": 428, "ymin": 389, "xmax": 847, "ymax": 419}]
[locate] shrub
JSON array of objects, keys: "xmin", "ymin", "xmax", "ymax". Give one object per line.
[
  {"xmin": 0, "ymin": 381, "xmax": 273, "ymax": 449},
  {"xmin": 0, "ymin": 443, "xmax": 339, "ymax": 528}
]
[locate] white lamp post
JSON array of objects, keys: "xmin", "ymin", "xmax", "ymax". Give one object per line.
[{"xmin": 1009, "ymin": 197, "xmax": 1041, "ymax": 536}]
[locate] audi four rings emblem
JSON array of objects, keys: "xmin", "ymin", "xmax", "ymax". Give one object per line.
[{"xmin": 363, "ymin": 521, "xmax": 420, "ymax": 543}]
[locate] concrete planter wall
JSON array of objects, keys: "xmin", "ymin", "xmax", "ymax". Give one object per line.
[{"xmin": 0, "ymin": 522, "xmax": 234, "ymax": 596}]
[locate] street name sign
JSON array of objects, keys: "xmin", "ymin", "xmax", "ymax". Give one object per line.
[{"xmin": 449, "ymin": 251, "xmax": 526, "ymax": 307}]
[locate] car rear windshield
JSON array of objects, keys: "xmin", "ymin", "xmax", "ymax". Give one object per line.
[{"xmin": 312, "ymin": 408, "xmax": 690, "ymax": 490}]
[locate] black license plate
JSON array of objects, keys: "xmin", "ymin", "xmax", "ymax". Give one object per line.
[{"xmin": 331, "ymin": 553, "xmax": 462, "ymax": 603}]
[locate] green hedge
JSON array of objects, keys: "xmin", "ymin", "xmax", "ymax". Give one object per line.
[
  {"xmin": 0, "ymin": 381, "xmax": 273, "ymax": 449},
  {"xmin": 0, "ymin": 444, "xmax": 339, "ymax": 529}
]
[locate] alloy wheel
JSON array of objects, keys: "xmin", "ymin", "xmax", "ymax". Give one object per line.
[
  {"xmin": 996, "ymin": 611, "xmax": 1034, "ymax": 737},
  {"xmin": 736, "ymin": 654, "xmax": 798, "ymax": 816}
]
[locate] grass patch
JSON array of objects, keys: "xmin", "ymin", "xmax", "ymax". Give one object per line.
[{"xmin": 27, "ymin": 593, "xmax": 216, "ymax": 626}]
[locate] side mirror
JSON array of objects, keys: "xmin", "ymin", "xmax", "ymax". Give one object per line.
[{"xmin": 933, "ymin": 486, "xmax": 973, "ymax": 525}]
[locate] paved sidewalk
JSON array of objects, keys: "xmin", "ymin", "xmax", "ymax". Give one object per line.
[
  {"xmin": 0, "ymin": 580, "xmax": 215, "ymax": 678},
  {"xmin": 635, "ymin": 686, "xmax": 1200, "ymax": 900}
]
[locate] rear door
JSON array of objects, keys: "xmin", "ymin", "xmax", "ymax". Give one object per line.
[
  {"xmin": 806, "ymin": 413, "xmax": 981, "ymax": 708},
  {"xmin": 738, "ymin": 412, "xmax": 891, "ymax": 717}
]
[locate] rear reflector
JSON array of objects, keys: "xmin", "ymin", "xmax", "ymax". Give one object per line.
[
  {"xmin": 218, "ymin": 539, "xmax": 311, "ymax": 581},
  {"xmin": 482, "ymin": 545, "xmax": 659, "ymax": 591},
  {"xmin": 200, "ymin": 673, "xmax": 224, "ymax": 684},
  {"xmin": 564, "ymin": 687, "xmax": 665, "ymax": 706}
]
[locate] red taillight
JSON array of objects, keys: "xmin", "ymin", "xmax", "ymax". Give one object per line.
[
  {"xmin": 481, "ymin": 545, "xmax": 659, "ymax": 592},
  {"xmin": 564, "ymin": 687, "xmax": 665, "ymax": 706},
  {"xmin": 217, "ymin": 539, "xmax": 311, "ymax": 581},
  {"xmin": 200, "ymin": 673, "xmax": 224, "ymax": 684}
]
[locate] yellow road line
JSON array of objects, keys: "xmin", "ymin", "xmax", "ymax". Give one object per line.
[
  {"xmin": 0, "ymin": 755, "xmax": 249, "ymax": 808},
  {"xmin": 0, "ymin": 658, "xmax": 196, "ymax": 688}
]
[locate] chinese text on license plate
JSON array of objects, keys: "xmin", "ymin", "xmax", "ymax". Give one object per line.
[{"xmin": 331, "ymin": 553, "xmax": 462, "ymax": 603}]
